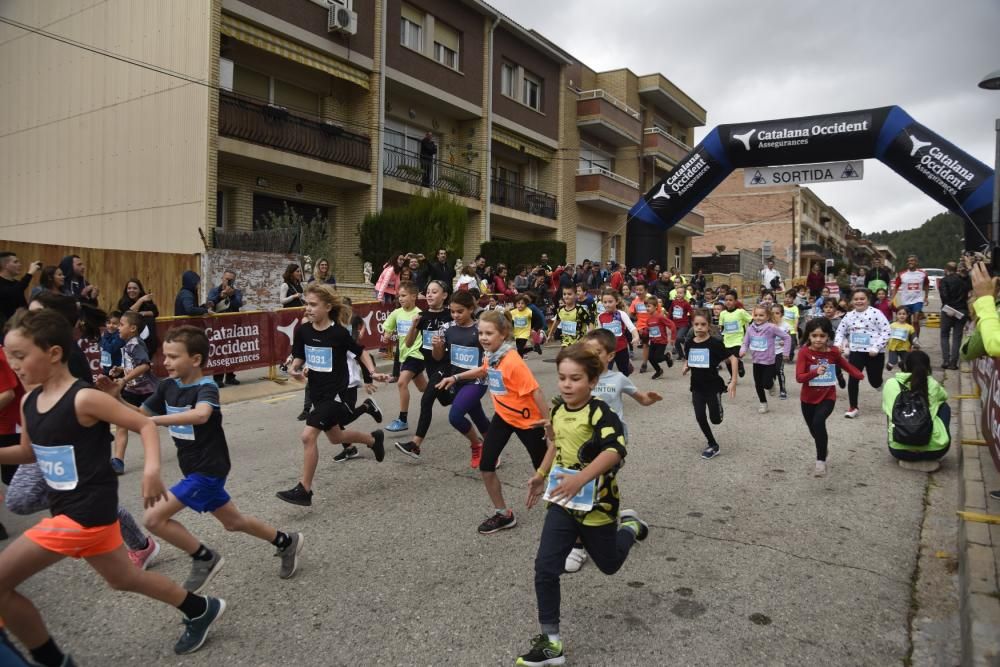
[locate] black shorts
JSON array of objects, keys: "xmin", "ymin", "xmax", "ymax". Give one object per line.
[
  {"xmin": 306, "ymin": 399, "xmax": 351, "ymax": 432},
  {"xmin": 122, "ymin": 390, "xmax": 151, "ymax": 408},
  {"xmin": 0, "ymin": 433, "xmax": 19, "ymax": 485},
  {"xmin": 399, "ymin": 358, "xmax": 426, "ymax": 376}
]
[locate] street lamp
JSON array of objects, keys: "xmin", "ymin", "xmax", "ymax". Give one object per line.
[{"xmin": 978, "ymin": 69, "xmax": 1000, "ymax": 249}]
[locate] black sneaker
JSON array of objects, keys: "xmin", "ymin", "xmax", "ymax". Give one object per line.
[
  {"xmin": 297, "ymin": 410, "xmax": 310, "ymax": 421},
  {"xmin": 665, "ymin": 352, "xmax": 674, "ymax": 368},
  {"xmin": 363, "ymin": 398, "xmax": 383, "ymax": 423},
  {"xmin": 174, "ymin": 596, "xmax": 226, "ymax": 655},
  {"xmin": 276, "ymin": 483, "xmax": 313, "ymax": 507},
  {"xmin": 989, "ymin": 489, "xmax": 1000, "ymax": 502},
  {"xmin": 515, "ymin": 634, "xmax": 564, "ymax": 666},
  {"xmin": 738, "ymin": 364, "xmax": 745, "ymax": 378},
  {"xmin": 370, "ymin": 430, "xmax": 385, "ymax": 462},
  {"xmin": 651, "ymin": 369, "xmax": 663, "ymax": 380},
  {"xmin": 837, "ymin": 375, "xmax": 846, "ymax": 389},
  {"xmin": 333, "ymin": 445, "xmax": 359, "ymax": 463},
  {"xmin": 395, "ymin": 440, "xmax": 421, "ymax": 459},
  {"xmin": 701, "ymin": 445, "xmax": 720, "ymax": 460},
  {"xmin": 477, "ymin": 511, "xmax": 516, "ymax": 534},
  {"xmin": 639, "ymin": 364, "xmax": 648, "ymax": 373},
  {"xmin": 779, "ymin": 390, "xmax": 788, "ymax": 400},
  {"xmin": 619, "ymin": 509, "xmax": 649, "ymax": 542}
]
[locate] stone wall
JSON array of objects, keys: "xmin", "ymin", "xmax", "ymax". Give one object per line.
[{"xmin": 202, "ymin": 248, "xmax": 298, "ymax": 312}]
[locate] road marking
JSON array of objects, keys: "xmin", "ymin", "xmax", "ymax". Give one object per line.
[
  {"xmin": 262, "ymin": 394, "xmax": 298, "ymax": 404},
  {"xmin": 957, "ymin": 511, "xmax": 1000, "ymax": 525},
  {"xmin": 961, "ymin": 439, "xmax": 988, "ymax": 446}
]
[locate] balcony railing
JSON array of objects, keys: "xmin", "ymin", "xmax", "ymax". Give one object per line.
[
  {"xmin": 490, "ymin": 178, "xmax": 557, "ymax": 219},
  {"xmin": 643, "ymin": 127, "xmax": 691, "ymax": 164},
  {"xmin": 382, "ymin": 144, "xmax": 481, "ymax": 198},
  {"xmin": 218, "ymin": 91, "xmax": 370, "ymax": 171},
  {"xmin": 800, "ymin": 242, "xmax": 834, "ymax": 259},
  {"xmin": 577, "ymin": 89, "xmax": 640, "ymax": 119},
  {"xmin": 576, "ymin": 166, "xmax": 639, "ymax": 189}
]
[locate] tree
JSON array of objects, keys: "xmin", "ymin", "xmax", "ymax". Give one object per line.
[
  {"xmin": 866, "ymin": 212, "xmax": 963, "ymax": 268},
  {"xmin": 255, "ymin": 201, "xmax": 331, "ymax": 267}
]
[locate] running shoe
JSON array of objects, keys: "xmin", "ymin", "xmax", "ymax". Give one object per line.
[
  {"xmin": 184, "ymin": 550, "xmax": 225, "ymax": 594},
  {"xmin": 988, "ymin": 489, "xmax": 1000, "ymax": 502},
  {"xmin": 333, "ymin": 445, "xmax": 360, "ymax": 462},
  {"xmin": 395, "ymin": 440, "xmax": 421, "ymax": 459},
  {"xmin": 738, "ymin": 365, "xmax": 745, "ymax": 378},
  {"xmin": 650, "ymin": 370, "xmax": 663, "ymax": 380},
  {"xmin": 639, "ymin": 364, "xmax": 648, "ymax": 373},
  {"xmin": 564, "ymin": 547, "xmax": 588, "ymax": 573},
  {"xmin": 128, "ymin": 538, "xmax": 161, "ymax": 570},
  {"xmin": 469, "ymin": 442, "xmax": 483, "ymax": 469},
  {"xmin": 370, "ymin": 430, "xmax": 386, "ymax": 462},
  {"xmin": 385, "ymin": 418, "xmax": 408, "ymax": 432},
  {"xmin": 837, "ymin": 374, "xmax": 847, "ymax": 389},
  {"xmin": 814, "ymin": 461, "xmax": 828, "ymax": 477},
  {"xmin": 912, "ymin": 337, "xmax": 920, "ymax": 349},
  {"xmin": 619, "ymin": 509, "xmax": 649, "ymax": 542},
  {"xmin": 844, "ymin": 408, "xmax": 860, "ymax": 419},
  {"xmin": 276, "ymin": 483, "xmax": 313, "ymax": 507},
  {"xmin": 886, "ymin": 363, "xmax": 894, "ymax": 371},
  {"xmin": 297, "ymin": 410, "xmax": 310, "ymax": 421},
  {"xmin": 362, "ymin": 398, "xmax": 383, "ymax": 423},
  {"xmin": 758, "ymin": 404, "xmax": 768, "ymax": 414},
  {"xmin": 110, "ymin": 457, "xmax": 125, "ymax": 475},
  {"xmin": 515, "ymin": 634, "xmax": 565, "ymax": 666},
  {"xmin": 701, "ymin": 445, "xmax": 720, "ymax": 460},
  {"xmin": 275, "ymin": 532, "xmax": 303, "ymax": 579},
  {"xmin": 665, "ymin": 353, "xmax": 674, "ymax": 368},
  {"xmin": 779, "ymin": 390, "xmax": 788, "ymax": 400},
  {"xmin": 174, "ymin": 596, "xmax": 226, "ymax": 655},
  {"xmin": 477, "ymin": 511, "xmax": 516, "ymax": 535}
]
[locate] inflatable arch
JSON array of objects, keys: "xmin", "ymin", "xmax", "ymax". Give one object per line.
[{"xmin": 627, "ymin": 106, "xmax": 995, "ymax": 266}]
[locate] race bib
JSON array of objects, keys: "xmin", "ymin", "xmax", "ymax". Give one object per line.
[
  {"xmin": 906, "ymin": 282, "xmax": 921, "ymax": 291},
  {"xmin": 166, "ymin": 405, "xmax": 195, "ymax": 441},
  {"xmin": 421, "ymin": 330, "xmax": 436, "ymax": 349},
  {"xmin": 749, "ymin": 336, "xmax": 768, "ymax": 352},
  {"xmin": 513, "ymin": 316, "xmax": 528, "ymax": 328},
  {"xmin": 723, "ymin": 319, "xmax": 739, "ymax": 334},
  {"xmin": 648, "ymin": 326, "xmax": 662, "ymax": 339},
  {"xmin": 486, "ymin": 368, "xmax": 507, "ymax": 395},
  {"xmin": 850, "ymin": 332, "xmax": 871, "ymax": 349},
  {"xmin": 304, "ymin": 345, "xmax": 333, "ymax": 373},
  {"xmin": 602, "ymin": 319, "xmax": 622, "ymax": 336},
  {"xmin": 396, "ymin": 319, "xmax": 412, "ymax": 336},
  {"xmin": 635, "ymin": 303, "xmax": 647, "ymax": 313},
  {"xmin": 100, "ymin": 350, "xmax": 112, "ymax": 368},
  {"xmin": 783, "ymin": 309, "xmax": 796, "ymax": 322},
  {"xmin": 809, "ymin": 362, "xmax": 836, "ymax": 387},
  {"xmin": 891, "ymin": 328, "xmax": 910, "ymax": 341},
  {"xmin": 687, "ymin": 348, "xmax": 710, "ymax": 368},
  {"xmin": 31, "ymin": 444, "xmax": 78, "ymax": 490},
  {"xmin": 672, "ymin": 306, "xmax": 684, "ymax": 319},
  {"xmin": 450, "ymin": 344, "xmax": 480, "ymax": 370},
  {"xmin": 560, "ymin": 320, "xmax": 577, "ymax": 337},
  {"xmin": 596, "ymin": 302, "xmax": 606, "ymax": 314},
  {"xmin": 543, "ymin": 466, "xmax": 596, "ymax": 512}
]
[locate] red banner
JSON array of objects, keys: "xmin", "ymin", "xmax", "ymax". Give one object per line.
[{"xmin": 972, "ymin": 355, "xmax": 1000, "ymax": 472}]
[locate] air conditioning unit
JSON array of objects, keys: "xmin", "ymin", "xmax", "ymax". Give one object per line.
[{"xmin": 328, "ymin": 2, "xmax": 357, "ymax": 35}]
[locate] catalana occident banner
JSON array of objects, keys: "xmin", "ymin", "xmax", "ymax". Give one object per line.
[{"xmin": 629, "ymin": 106, "xmax": 995, "ymax": 251}]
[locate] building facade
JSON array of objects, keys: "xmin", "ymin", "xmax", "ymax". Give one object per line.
[{"xmin": 0, "ymin": 0, "xmax": 706, "ymax": 281}]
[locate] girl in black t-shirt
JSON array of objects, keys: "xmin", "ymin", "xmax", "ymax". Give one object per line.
[{"xmin": 683, "ymin": 310, "xmax": 739, "ymax": 461}]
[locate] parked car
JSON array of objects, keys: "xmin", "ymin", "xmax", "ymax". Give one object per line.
[{"xmin": 923, "ymin": 267, "xmax": 944, "ymax": 291}]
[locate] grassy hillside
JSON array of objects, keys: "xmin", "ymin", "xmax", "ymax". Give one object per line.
[{"xmin": 866, "ymin": 212, "xmax": 963, "ymax": 268}]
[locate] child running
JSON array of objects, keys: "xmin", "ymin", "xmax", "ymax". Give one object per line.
[
  {"xmin": 781, "ymin": 288, "xmax": 800, "ymax": 363},
  {"xmin": 739, "ymin": 304, "xmax": 791, "ymax": 414},
  {"xmin": 684, "ymin": 310, "xmax": 738, "ymax": 460},
  {"xmin": 277, "ymin": 284, "xmax": 386, "ymax": 507},
  {"xmin": 886, "ymin": 307, "xmax": 915, "ymax": 371},
  {"xmin": 596, "ymin": 289, "xmax": 638, "ymax": 375},
  {"xmin": 383, "ymin": 281, "xmax": 425, "ymax": 432},
  {"xmin": 627, "ymin": 283, "xmax": 651, "ymax": 372},
  {"xmin": 437, "ymin": 310, "xmax": 549, "ymax": 534},
  {"xmin": 394, "ymin": 280, "xmax": 455, "ymax": 459},
  {"xmin": 718, "ymin": 291, "xmax": 750, "ymax": 378},
  {"xmin": 510, "ymin": 295, "xmax": 535, "ymax": 358},
  {"xmin": 834, "ymin": 288, "xmax": 891, "ymax": 419},
  {"xmin": 669, "ymin": 286, "xmax": 693, "ymax": 361},
  {"xmin": 548, "ymin": 285, "xmax": 593, "ymax": 349},
  {"xmin": 111, "ymin": 311, "xmax": 159, "ymax": 474},
  {"xmin": 796, "ymin": 318, "xmax": 864, "ymax": 477},
  {"xmin": 644, "ymin": 295, "xmax": 675, "ymax": 379},
  {"xmin": 0, "ymin": 309, "xmax": 225, "ymax": 661},
  {"xmin": 141, "ymin": 326, "xmax": 304, "ymax": 592},
  {"xmin": 518, "ymin": 344, "xmax": 648, "ymax": 667},
  {"xmin": 99, "ymin": 311, "xmax": 126, "ymax": 378},
  {"xmin": 432, "ymin": 290, "xmax": 491, "ymax": 468},
  {"xmin": 770, "ymin": 303, "xmax": 791, "ymax": 399}
]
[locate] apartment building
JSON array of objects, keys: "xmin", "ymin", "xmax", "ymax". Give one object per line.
[
  {"xmin": 692, "ymin": 170, "xmax": 853, "ymax": 277},
  {"xmin": 0, "ymin": 0, "xmax": 706, "ymax": 280}
]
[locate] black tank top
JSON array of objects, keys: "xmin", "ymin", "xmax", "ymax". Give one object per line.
[
  {"xmin": 417, "ymin": 309, "xmax": 452, "ymax": 376},
  {"xmin": 23, "ymin": 380, "xmax": 118, "ymax": 527}
]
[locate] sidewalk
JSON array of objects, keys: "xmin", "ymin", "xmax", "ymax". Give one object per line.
[{"xmin": 957, "ymin": 362, "xmax": 1000, "ymax": 666}]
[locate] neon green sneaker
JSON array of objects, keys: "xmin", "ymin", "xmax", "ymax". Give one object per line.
[
  {"xmin": 515, "ymin": 634, "xmax": 565, "ymax": 666},
  {"xmin": 619, "ymin": 509, "xmax": 649, "ymax": 542}
]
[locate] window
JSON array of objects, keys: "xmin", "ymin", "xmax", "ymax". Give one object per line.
[
  {"xmin": 273, "ymin": 80, "xmax": 319, "ymax": 115},
  {"xmin": 401, "ymin": 17, "xmax": 423, "ymax": 51},
  {"xmin": 674, "ymin": 245, "xmax": 682, "ymax": 270},
  {"xmin": 522, "ymin": 71, "xmax": 541, "ymax": 111},
  {"xmin": 501, "ymin": 63, "xmax": 515, "ymax": 98},
  {"xmin": 434, "ymin": 43, "xmax": 458, "ymax": 69},
  {"xmin": 433, "ymin": 21, "xmax": 460, "ymax": 70},
  {"xmin": 578, "ymin": 145, "xmax": 612, "ymax": 173},
  {"xmin": 233, "ymin": 64, "xmax": 269, "ymax": 101},
  {"xmin": 231, "ymin": 64, "xmax": 319, "ymax": 115}
]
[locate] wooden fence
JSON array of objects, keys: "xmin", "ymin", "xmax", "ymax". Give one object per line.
[{"xmin": 1, "ymin": 241, "xmax": 199, "ymax": 314}]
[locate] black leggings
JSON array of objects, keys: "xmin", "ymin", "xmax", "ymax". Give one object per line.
[
  {"xmin": 752, "ymin": 363, "xmax": 775, "ymax": 403},
  {"xmin": 648, "ymin": 343, "xmax": 668, "ymax": 373},
  {"xmin": 479, "ymin": 414, "xmax": 547, "ymax": 473},
  {"xmin": 724, "ymin": 346, "xmax": 744, "ymax": 378},
  {"xmin": 516, "ymin": 338, "xmax": 529, "ymax": 357},
  {"xmin": 415, "ymin": 369, "xmax": 454, "ymax": 438},
  {"xmin": 847, "ymin": 351, "xmax": 885, "ymax": 409},
  {"xmin": 801, "ymin": 399, "xmax": 835, "ymax": 461},
  {"xmin": 612, "ymin": 348, "xmax": 632, "ymax": 375},
  {"xmin": 692, "ymin": 390, "xmax": 723, "ymax": 447},
  {"xmin": 773, "ymin": 353, "xmax": 786, "ymax": 393}
]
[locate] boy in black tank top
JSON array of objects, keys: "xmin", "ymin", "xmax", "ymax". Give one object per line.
[
  {"xmin": 141, "ymin": 326, "xmax": 305, "ymax": 592},
  {"xmin": 0, "ymin": 310, "xmax": 225, "ymax": 663}
]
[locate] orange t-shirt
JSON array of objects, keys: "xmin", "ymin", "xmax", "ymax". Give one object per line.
[
  {"xmin": 482, "ymin": 350, "xmax": 540, "ymax": 429},
  {"xmin": 629, "ymin": 296, "xmax": 650, "ymax": 330}
]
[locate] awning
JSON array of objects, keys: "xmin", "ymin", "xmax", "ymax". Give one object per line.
[
  {"xmin": 491, "ymin": 126, "xmax": 555, "ymax": 162},
  {"xmin": 221, "ymin": 14, "xmax": 370, "ymax": 90}
]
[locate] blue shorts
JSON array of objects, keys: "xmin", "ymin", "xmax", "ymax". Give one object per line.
[
  {"xmin": 171, "ymin": 474, "xmax": 231, "ymax": 513},
  {"xmin": 903, "ymin": 302, "xmax": 924, "ymax": 314}
]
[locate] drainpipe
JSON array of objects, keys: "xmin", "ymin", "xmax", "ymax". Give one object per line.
[
  {"xmin": 375, "ymin": 0, "xmax": 387, "ymax": 211},
  {"xmin": 483, "ymin": 15, "xmax": 500, "ymax": 241}
]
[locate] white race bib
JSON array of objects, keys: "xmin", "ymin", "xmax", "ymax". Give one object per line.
[
  {"xmin": 450, "ymin": 344, "xmax": 480, "ymax": 370},
  {"xmin": 100, "ymin": 350, "xmax": 112, "ymax": 367},
  {"xmin": 304, "ymin": 345, "xmax": 333, "ymax": 373},
  {"xmin": 543, "ymin": 466, "xmax": 596, "ymax": 512},
  {"xmin": 749, "ymin": 335, "xmax": 768, "ymax": 352},
  {"xmin": 31, "ymin": 444, "xmax": 78, "ymax": 490},
  {"xmin": 560, "ymin": 320, "xmax": 577, "ymax": 336},
  {"xmin": 486, "ymin": 368, "xmax": 507, "ymax": 395},
  {"xmin": 723, "ymin": 319, "xmax": 739, "ymax": 334},
  {"xmin": 514, "ymin": 316, "xmax": 528, "ymax": 328},
  {"xmin": 809, "ymin": 362, "xmax": 836, "ymax": 387},
  {"xmin": 396, "ymin": 319, "xmax": 412, "ymax": 336},
  {"xmin": 648, "ymin": 326, "xmax": 662, "ymax": 339},
  {"xmin": 850, "ymin": 332, "xmax": 871, "ymax": 349},
  {"xmin": 166, "ymin": 405, "xmax": 195, "ymax": 441},
  {"xmin": 891, "ymin": 328, "xmax": 909, "ymax": 341},
  {"xmin": 634, "ymin": 303, "xmax": 647, "ymax": 313},
  {"xmin": 602, "ymin": 319, "xmax": 622, "ymax": 336},
  {"xmin": 687, "ymin": 348, "xmax": 710, "ymax": 368},
  {"xmin": 672, "ymin": 306, "xmax": 684, "ymax": 319},
  {"xmin": 421, "ymin": 330, "xmax": 436, "ymax": 349}
]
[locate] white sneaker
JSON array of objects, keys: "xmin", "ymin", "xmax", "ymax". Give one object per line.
[
  {"xmin": 814, "ymin": 461, "xmax": 827, "ymax": 477},
  {"xmin": 758, "ymin": 403, "xmax": 768, "ymax": 414},
  {"xmin": 912, "ymin": 337, "xmax": 921, "ymax": 349},
  {"xmin": 564, "ymin": 547, "xmax": 588, "ymax": 573},
  {"xmin": 844, "ymin": 408, "xmax": 860, "ymax": 419}
]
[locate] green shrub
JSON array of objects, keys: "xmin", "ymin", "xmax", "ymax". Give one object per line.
[
  {"xmin": 479, "ymin": 240, "xmax": 567, "ymax": 271},
  {"xmin": 359, "ymin": 192, "xmax": 467, "ymax": 265}
]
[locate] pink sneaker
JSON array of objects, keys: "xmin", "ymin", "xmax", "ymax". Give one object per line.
[
  {"xmin": 470, "ymin": 442, "xmax": 483, "ymax": 469},
  {"xmin": 128, "ymin": 538, "xmax": 161, "ymax": 570}
]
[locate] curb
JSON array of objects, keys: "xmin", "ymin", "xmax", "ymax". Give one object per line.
[{"xmin": 956, "ymin": 364, "xmax": 1000, "ymax": 667}]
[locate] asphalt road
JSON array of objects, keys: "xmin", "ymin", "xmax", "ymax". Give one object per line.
[{"xmin": 3, "ymin": 309, "xmax": 951, "ymax": 666}]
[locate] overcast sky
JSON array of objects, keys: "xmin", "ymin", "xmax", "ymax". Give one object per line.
[{"xmin": 492, "ymin": 0, "xmax": 999, "ymax": 235}]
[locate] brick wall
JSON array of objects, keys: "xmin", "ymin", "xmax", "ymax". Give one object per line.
[{"xmin": 203, "ymin": 248, "xmax": 299, "ymax": 311}]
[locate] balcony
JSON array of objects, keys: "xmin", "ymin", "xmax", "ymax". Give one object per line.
[
  {"xmin": 637, "ymin": 74, "xmax": 707, "ymax": 128},
  {"xmin": 801, "ymin": 242, "xmax": 834, "ymax": 260},
  {"xmin": 576, "ymin": 90, "xmax": 642, "ymax": 146},
  {"xmin": 218, "ymin": 92, "xmax": 370, "ymax": 171},
  {"xmin": 383, "ymin": 144, "xmax": 481, "ymax": 199},
  {"xmin": 642, "ymin": 127, "xmax": 690, "ymax": 165},
  {"xmin": 490, "ymin": 179, "xmax": 557, "ymax": 219},
  {"xmin": 575, "ymin": 166, "xmax": 640, "ymax": 212}
]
